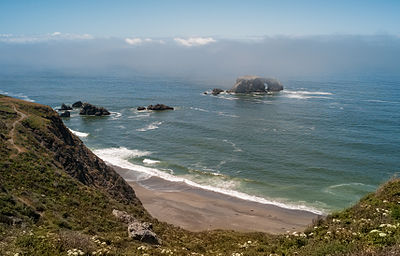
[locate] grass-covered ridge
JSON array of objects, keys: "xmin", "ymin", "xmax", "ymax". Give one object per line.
[{"xmin": 1, "ymin": 95, "xmax": 400, "ymax": 255}]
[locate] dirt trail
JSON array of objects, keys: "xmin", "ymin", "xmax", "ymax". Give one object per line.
[{"xmin": 8, "ymin": 104, "xmax": 27, "ymax": 154}]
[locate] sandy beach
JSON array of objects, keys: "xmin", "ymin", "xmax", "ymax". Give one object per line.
[{"xmin": 113, "ymin": 165, "xmax": 320, "ymax": 234}]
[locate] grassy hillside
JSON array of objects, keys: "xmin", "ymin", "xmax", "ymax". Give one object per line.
[{"xmin": 1, "ymin": 95, "xmax": 400, "ymax": 255}]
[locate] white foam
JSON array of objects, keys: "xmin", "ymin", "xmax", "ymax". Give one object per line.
[
  {"xmin": 136, "ymin": 121, "xmax": 163, "ymax": 132},
  {"xmin": 110, "ymin": 111, "xmax": 122, "ymax": 120},
  {"xmin": 190, "ymin": 107, "xmax": 210, "ymax": 112},
  {"xmin": 128, "ymin": 113, "xmax": 151, "ymax": 119},
  {"xmin": 217, "ymin": 112, "xmax": 239, "ymax": 118},
  {"xmin": 68, "ymin": 128, "xmax": 89, "ymax": 138},
  {"xmin": 283, "ymin": 90, "xmax": 333, "ymax": 99},
  {"xmin": 143, "ymin": 158, "xmax": 160, "ymax": 165},
  {"xmin": 94, "ymin": 147, "xmax": 324, "ymax": 215},
  {"xmin": 223, "ymin": 139, "xmax": 243, "ymax": 152},
  {"xmin": 365, "ymin": 99, "xmax": 400, "ymax": 104},
  {"xmin": 0, "ymin": 90, "xmax": 35, "ymax": 102}
]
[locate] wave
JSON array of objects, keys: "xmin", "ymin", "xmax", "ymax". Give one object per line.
[
  {"xmin": 190, "ymin": 107, "xmax": 210, "ymax": 112},
  {"xmin": 68, "ymin": 128, "xmax": 89, "ymax": 138},
  {"xmin": 283, "ymin": 90, "xmax": 333, "ymax": 99},
  {"xmin": 323, "ymin": 183, "xmax": 376, "ymax": 195},
  {"xmin": 364, "ymin": 99, "xmax": 400, "ymax": 104},
  {"xmin": 93, "ymin": 146, "xmax": 324, "ymax": 215},
  {"xmin": 0, "ymin": 90, "xmax": 35, "ymax": 102},
  {"xmin": 136, "ymin": 121, "xmax": 163, "ymax": 132},
  {"xmin": 223, "ymin": 139, "xmax": 243, "ymax": 152},
  {"xmin": 217, "ymin": 112, "xmax": 239, "ymax": 118},
  {"xmin": 110, "ymin": 111, "xmax": 122, "ymax": 120},
  {"xmin": 143, "ymin": 158, "xmax": 160, "ymax": 165},
  {"xmin": 128, "ymin": 113, "xmax": 151, "ymax": 119}
]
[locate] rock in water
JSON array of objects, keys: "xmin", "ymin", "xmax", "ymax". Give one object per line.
[
  {"xmin": 228, "ymin": 76, "xmax": 283, "ymax": 93},
  {"xmin": 264, "ymin": 78, "xmax": 284, "ymax": 92},
  {"xmin": 137, "ymin": 106, "xmax": 146, "ymax": 111},
  {"xmin": 60, "ymin": 103, "xmax": 73, "ymax": 111},
  {"xmin": 211, "ymin": 88, "xmax": 224, "ymax": 95},
  {"xmin": 79, "ymin": 103, "xmax": 110, "ymax": 116},
  {"xmin": 59, "ymin": 111, "xmax": 70, "ymax": 117},
  {"xmin": 147, "ymin": 104, "xmax": 174, "ymax": 111},
  {"xmin": 72, "ymin": 101, "xmax": 83, "ymax": 108}
]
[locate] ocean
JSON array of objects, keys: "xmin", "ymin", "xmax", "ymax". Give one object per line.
[{"xmin": 1, "ymin": 71, "xmax": 399, "ymax": 214}]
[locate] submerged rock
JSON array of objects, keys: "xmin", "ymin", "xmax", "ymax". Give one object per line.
[
  {"xmin": 112, "ymin": 209, "xmax": 161, "ymax": 244},
  {"xmin": 211, "ymin": 88, "xmax": 224, "ymax": 95},
  {"xmin": 79, "ymin": 103, "xmax": 110, "ymax": 116},
  {"xmin": 72, "ymin": 101, "xmax": 83, "ymax": 108},
  {"xmin": 60, "ymin": 103, "xmax": 72, "ymax": 111},
  {"xmin": 228, "ymin": 76, "xmax": 283, "ymax": 93},
  {"xmin": 147, "ymin": 104, "xmax": 174, "ymax": 111},
  {"xmin": 59, "ymin": 111, "xmax": 70, "ymax": 117}
]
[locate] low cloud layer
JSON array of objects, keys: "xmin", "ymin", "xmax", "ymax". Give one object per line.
[
  {"xmin": 174, "ymin": 37, "xmax": 216, "ymax": 47},
  {"xmin": 0, "ymin": 32, "xmax": 93, "ymax": 43},
  {"xmin": 0, "ymin": 34, "xmax": 399, "ymax": 82}
]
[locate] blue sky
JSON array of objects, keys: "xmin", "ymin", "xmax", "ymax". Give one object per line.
[{"xmin": 1, "ymin": 0, "xmax": 400, "ymax": 37}]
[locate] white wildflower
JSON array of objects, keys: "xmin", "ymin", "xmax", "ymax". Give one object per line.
[
  {"xmin": 370, "ymin": 229, "xmax": 379, "ymax": 233},
  {"xmin": 379, "ymin": 232, "xmax": 387, "ymax": 237}
]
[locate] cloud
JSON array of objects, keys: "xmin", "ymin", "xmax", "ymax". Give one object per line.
[
  {"xmin": 125, "ymin": 38, "xmax": 143, "ymax": 45},
  {"xmin": 0, "ymin": 33, "xmax": 93, "ymax": 43},
  {"xmin": 125, "ymin": 37, "xmax": 165, "ymax": 45},
  {"xmin": 174, "ymin": 37, "xmax": 216, "ymax": 47}
]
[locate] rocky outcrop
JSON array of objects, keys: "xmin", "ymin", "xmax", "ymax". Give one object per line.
[
  {"xmin": 264, "ymin": 78, "xmax": 284, "ymax": 92},
  {"xmin": 79, "ymin": 103, "xmax": 110, "ymax": 116},
  {"xmin": 72, "ymin": 101, "xmax": 83, "ymax": 108},
  {"xmin": 212, "ymin": 88, "xmax": 224, "ymax": 95},
  {"xmin": 228, "ymin": 76, "xmax": 283, "ymax": 93},
  {"xmin": 113, "ymin": 209, "xmax": 161, "ymax": 244},
  {"xmin": 60, "ymin": 103, "xmax": 72, "ymax": 111},
  {"xmin": 137, "ymin": 106, "xmax": 146, "ymax": 111},
  {"xmin": 147, "ymin": 104, "xmax": 174, "ymax": 111},
  {"xmin": 59, "ymin": 111, "xmax": 70, "ymax": 117}
]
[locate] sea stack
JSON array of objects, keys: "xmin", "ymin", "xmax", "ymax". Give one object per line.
[{"xmin": 228, "ymin": 76, "xmax": 284, "ymax": 93}]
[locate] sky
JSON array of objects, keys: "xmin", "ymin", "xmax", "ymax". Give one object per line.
[
  {"xmin": 1, "ymin": 0, "xmax": 400, "ymax": 38},
  {"xmin": 1, "ymin": 1, "xmax": 400, "ymax": 79}
]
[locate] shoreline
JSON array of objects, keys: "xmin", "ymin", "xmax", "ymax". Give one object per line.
[{"xmin": 112, "ymin": 165, "xmax": 321, "ymax": 233}]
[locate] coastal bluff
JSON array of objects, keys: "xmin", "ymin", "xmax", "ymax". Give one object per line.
[{"xmin": 228, "ymin": 76, "xmax": 284, "ymax": 93}]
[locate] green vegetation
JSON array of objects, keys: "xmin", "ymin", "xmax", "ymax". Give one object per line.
[{"xmin": 1, "ymin": 95, "xmax": 400, "ymax": 255}]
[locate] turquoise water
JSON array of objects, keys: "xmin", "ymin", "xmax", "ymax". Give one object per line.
[{"xmin": 1, "ymin": 72, "xmax": 400, "ymax": 214}]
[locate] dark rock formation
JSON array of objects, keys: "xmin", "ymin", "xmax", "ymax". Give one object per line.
[
  {"xmin": 147, "ymin": 104, "xmax": 174, "ymax": 111},
  {"xmin": 264, "ymin": 78, "xmax": 284, "ymax": 92},
  {"xmin": 72, "ymin": 101, "xmax": 83, "ymax": 108},
  {"xmin": 137, "ymin": 106, "xmax": 146, "ymax": 111},
  {"xmin": 212, "ymin": 88, "xmax": 224, "ymax": 95},
  {"xmin": 112, "ymin": 209, "xmax": 161, "ymax": 244},
  {"xmin": 228, "ymin": 76, "xmax": 283, "ymax": 93},
  {"xmin": 79, "ymin": 103, "xmax": 110, "ymax": 116},
  {"xmin": 60, "ymin": 103, "xmax": 72, "ymax": 111},
  {"xmin": 59, "ymin": 111, "xmax": 70, "ymax": 117}
]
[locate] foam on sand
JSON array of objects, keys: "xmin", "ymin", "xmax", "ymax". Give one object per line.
[
  {"xmin": 93, "ymin": 147, "xmax": 324, "ymax": 215},
  {"xmin": 68, "ymin": 128, "xmax": 89, "ymax": 138}
]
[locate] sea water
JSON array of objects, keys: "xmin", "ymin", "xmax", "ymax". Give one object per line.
[{"xmin": 1, "ymin": 71, "xmax": 399, "ymax": 214}]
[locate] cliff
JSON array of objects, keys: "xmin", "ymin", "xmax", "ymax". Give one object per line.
[{"xmin": 1, "ymin": 95, "xmax": 400, "ymax": 256}]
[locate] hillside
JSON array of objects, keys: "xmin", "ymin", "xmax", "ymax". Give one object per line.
[{"xmin": 1, "ymin": 95, "xmax": 400, "ymax": 255}]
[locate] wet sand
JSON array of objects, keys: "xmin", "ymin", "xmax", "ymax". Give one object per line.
[{"xmin": 113, "ymin": 165, "xmax": 321, "ymax": 234}]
